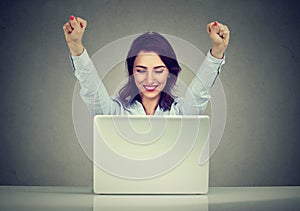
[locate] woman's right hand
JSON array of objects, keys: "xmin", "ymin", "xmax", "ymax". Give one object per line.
[{"xmin": 63, "ymin": 15, "xmax": 87, "ymax": 56}]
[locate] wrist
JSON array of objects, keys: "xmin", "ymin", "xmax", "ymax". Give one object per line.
[
  {"xmin": 68, "ymin": 43, "xmax": 84, "ymax": 56},
  {"xmin": 210, "ymin": 48, "xmax": 224, "ymax": 59}
]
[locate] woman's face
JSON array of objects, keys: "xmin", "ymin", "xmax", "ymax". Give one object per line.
[{"xmin": 133, "ymin": 51, "xmax": 169, "ymax": 102}]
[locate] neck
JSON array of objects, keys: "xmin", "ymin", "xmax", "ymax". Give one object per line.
[{"xmin": 141, "ymin": 96, "xmax": 160, "ymax": 115}]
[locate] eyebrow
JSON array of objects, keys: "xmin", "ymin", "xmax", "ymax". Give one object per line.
[{"xmin": 135, "ymin": 65, "xmax": 166, "ymax": 69}]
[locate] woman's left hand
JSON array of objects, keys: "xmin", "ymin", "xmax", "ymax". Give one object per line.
[{"xmin": 207, "ymin": 21, "xmax": 230, "ymax": 59}]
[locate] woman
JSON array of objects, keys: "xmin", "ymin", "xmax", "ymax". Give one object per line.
[{"xmin": 63, "ymin": 16, "xmax": 230, "ymax": 115}]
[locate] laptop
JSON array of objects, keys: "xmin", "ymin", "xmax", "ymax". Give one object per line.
[{"xmin": 93, "ymin": 115, "xmax": 210, "ymax": 194}]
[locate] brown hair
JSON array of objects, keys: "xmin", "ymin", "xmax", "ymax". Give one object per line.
[{"xmin": 119, "ymin": 32, "xmax": 181, "ymax": 111}]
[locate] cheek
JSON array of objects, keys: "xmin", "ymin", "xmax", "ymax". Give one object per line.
[
  {"xmin": 133, "ymin": 74, "xmax": 143, "ymax": 86},
  {"xmin": 158, "ymin": 74, "xmax": 169, "ymax": 85}
]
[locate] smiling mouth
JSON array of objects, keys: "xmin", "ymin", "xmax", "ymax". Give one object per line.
[{"xmin": 143, "ymin": 85, "xmax": 159, "ymax": 92}]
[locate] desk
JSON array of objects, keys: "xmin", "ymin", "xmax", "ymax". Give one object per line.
[{"xmin": 0, "ymin": 186, "xmax": 299, "ymax": 210}]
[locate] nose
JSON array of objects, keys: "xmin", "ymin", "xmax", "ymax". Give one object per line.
[{"xmin": 146, "ymin": 71, "xmax": 154, "ymax": 84}]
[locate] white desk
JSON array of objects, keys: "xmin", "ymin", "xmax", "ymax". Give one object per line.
[{"xmin": 0, "ymin": 186, "xmax": 299, "ymax": 210}]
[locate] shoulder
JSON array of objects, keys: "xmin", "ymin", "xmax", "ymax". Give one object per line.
[
  {"xmin": 169, "ymin": 97, "xmax": 184, "ymax": 115},
  {"xmin": 110, "ymin": 96, "xmax": 142, "ymax": 114},
  {"xmin": 173, "ymin": 97, "xmax": 184, "ymax": 105}
]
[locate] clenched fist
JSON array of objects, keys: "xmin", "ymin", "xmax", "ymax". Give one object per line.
[
  {"xmin": 207, "ymin": 21, "xmax": 230, "ymax": 59},
  {"xmin": 63, "ymin": 15, "xmax": 87, "ymax": 56}
]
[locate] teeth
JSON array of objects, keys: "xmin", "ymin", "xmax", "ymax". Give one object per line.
[{"xmin": 144, "ymin": 85, "xmax": 157, "ymax": 90}]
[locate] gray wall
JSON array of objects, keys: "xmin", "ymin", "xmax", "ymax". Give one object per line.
[{"xmin": 0, "ymin": 0, "xmax": 299, "ymax": 186}]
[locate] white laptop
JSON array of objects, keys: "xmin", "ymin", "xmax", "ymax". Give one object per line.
[{"xmin": 93, "ymin": 115, "xmax": 210, "ymax": 194}]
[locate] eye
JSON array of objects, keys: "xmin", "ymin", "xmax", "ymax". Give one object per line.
[
  {"xmin": 136, "ymin": 69, "xmax": 146, "ymax": 73},
  {"xmin": 154, "ymin": 70, "xmax": 164, "ymax": 74}
]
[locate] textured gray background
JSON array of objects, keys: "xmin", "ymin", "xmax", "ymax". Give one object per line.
[{"xmin": 0, "ymin": 0, "xmax": 299, "ymax": 187}]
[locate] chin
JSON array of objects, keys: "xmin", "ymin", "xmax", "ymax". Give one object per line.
[{"xmin": 141, "ymin": 91, "xmax": 161, "ymax": 100}]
